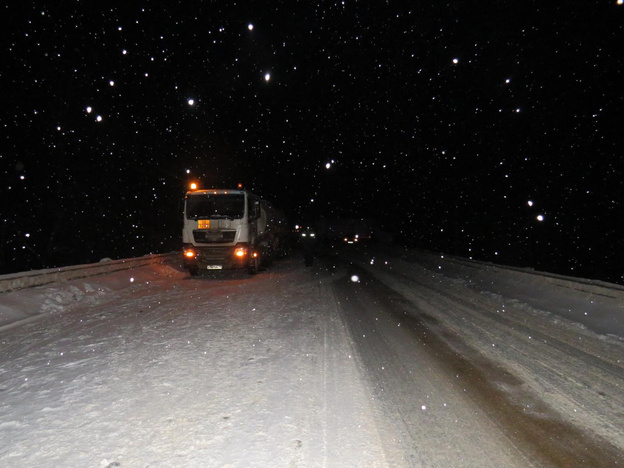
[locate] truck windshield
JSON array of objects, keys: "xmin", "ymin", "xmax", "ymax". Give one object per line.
[{"xmin": 185, "ymin": 193, "xmax": 245, "ymax": 220}]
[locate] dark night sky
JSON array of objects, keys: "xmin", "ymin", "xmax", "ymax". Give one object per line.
[{"xmin": 2, "ymin": 1, "xmax": 623, "ymax": 283}]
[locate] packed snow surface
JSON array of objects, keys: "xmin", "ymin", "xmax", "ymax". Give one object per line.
[
  {"xmin": 1, "ymin": 248, "xmax": 623, "ymax": 467},
  {"xmin": 1, "ymin": 260, "xmax": 392, "ymax": 467}
]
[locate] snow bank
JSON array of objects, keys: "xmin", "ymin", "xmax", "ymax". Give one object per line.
[
  {"xmin": 0, "ymin": 256, "xmax": 184, "ymax": 331},
  {"xmin": 0, "ymin": 253, "xmax": 178, "ymax": 294},
  {"xmin": 362, "ymin": 246, "xmax": 624, "ymax": 340}
]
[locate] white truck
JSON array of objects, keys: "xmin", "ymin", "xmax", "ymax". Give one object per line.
[{"xmin": 182, "ymin": 187, "xmax": 289, "ymax": 275}]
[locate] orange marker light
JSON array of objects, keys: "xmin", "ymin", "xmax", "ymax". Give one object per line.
[{"xmin": 190, "ymin": 182, "xmax": 198, "ymax": 190}]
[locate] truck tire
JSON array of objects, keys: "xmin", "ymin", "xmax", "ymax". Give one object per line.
[{"xmin": 248, "ymin": 256, "xmax": 259, "ymax": 275}]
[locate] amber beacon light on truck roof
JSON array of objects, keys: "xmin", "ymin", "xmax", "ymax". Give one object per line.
[{"xmin": 187, "ymin": 182, "xmax": 244, "ymax": 191}]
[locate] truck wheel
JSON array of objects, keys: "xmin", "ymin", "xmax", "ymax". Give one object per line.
[{"xmin": 248, "ymin": 256, "xmax": 259, "ymax": 275}]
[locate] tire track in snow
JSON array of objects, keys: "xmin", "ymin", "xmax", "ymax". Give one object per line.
[{"xmin": 339, "ymin": 251, "xmax": 624, "ymax": 467}]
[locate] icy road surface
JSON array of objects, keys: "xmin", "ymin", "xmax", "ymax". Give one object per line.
[{"xmin": 1, "ymin": 249, "xmax": 623, "ymax": 467}]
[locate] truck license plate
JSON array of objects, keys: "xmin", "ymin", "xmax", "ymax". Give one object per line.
[{"xmin": 206, "ymin": 265, "xmax": 223, "ymax": 270}]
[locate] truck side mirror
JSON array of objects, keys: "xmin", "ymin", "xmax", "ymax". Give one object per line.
[{"xmin": 250, "ymin": 201, "xmax": 260, "ymax": 219}]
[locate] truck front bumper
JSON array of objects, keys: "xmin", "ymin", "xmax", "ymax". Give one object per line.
[{"xmin": 183, "ymin": 244, "xmax": 252, "ymax": 271}]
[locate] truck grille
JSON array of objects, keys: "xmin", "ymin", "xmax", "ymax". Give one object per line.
[{"xmin": 193, "ymin": 230, "xmax": 236, "ymax": 243}]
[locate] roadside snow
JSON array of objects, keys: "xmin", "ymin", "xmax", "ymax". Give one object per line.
[
  {"xmin": 0, "ymin": 263, "xmax": 183, "ymax": 331},
  {"xmin": 364, "ymin": 247, "xmax": 624, "ymax": 341}
]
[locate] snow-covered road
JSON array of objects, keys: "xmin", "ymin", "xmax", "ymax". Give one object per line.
[
  {"xmin": 1, "ymin": 248, "xmax": 623, "ymax": 467},
  {"xmin": 338, "ymin": 248, "xmax": 624, "ymax": 467}
]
